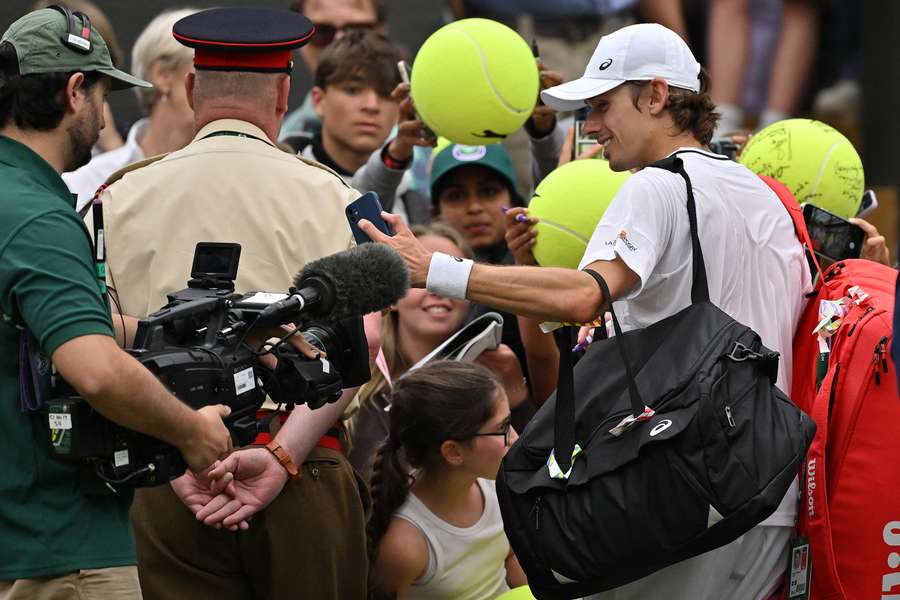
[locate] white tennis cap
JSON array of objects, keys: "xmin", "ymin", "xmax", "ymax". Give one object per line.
[{"xmin": 541, "ymin": 23, "xmax": 701, "ymax": 111}]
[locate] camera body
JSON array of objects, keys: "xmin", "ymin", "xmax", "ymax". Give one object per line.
[{"xmin": 46, "ymin": 243, "xmax": 369, "ymax": 490}]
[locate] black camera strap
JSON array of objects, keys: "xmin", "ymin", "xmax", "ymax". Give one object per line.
[{"xmin": 90, "ymin": 185, "xmax": 110, "ymax": 308}]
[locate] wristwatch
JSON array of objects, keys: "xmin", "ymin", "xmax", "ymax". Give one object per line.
[{"xmin": 265, "ymin": 440, "xmax": 302, "ymax": 480}]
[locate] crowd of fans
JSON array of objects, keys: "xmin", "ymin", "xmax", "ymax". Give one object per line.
[{"xmin": 0, "ymin": 1, "xmax": 891, "ymax": 600}]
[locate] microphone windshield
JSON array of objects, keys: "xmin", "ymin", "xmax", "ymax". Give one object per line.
[{"xmin": 294, "ymin": 244, "xmax": 410, "ymax": 322}]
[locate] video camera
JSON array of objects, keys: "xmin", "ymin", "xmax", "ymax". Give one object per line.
[{"xmin": 45, "ymin": 242, "xmax": 408, "ymax": 491}]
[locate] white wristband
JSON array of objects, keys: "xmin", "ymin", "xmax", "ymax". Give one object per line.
[{"xmin": 426, "ymin": 252, "xmax": 474, "ymax": 300}]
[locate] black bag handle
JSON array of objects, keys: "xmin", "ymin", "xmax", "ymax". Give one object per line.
[{"xmin": 551, "ymin": 153, "xmax": 709, "ymax": 475}]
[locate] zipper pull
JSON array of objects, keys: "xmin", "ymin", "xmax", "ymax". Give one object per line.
[
  {"xmin": 874, "ymin": 346, "xmax": 882, "ymax": 386},
  {"xmin": 532, "ymin": 496, "xmax": 543, "ymax": 531},
  {"xmin": 725, "ymin": 406, "xmax": 735, "ymax": 427},
  {"xmin": 880, "ymin": 337, "xmax": 889, "ymax": 373},
  {"xmin": 846, "ymin": 306, "xmax": 874, "ymax": 338}
]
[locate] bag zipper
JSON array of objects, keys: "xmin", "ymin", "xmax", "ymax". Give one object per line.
[
  {"xmin": 873, "ymin": 336, "xmax": 890, "ymax": 386},
  {"xmin": 532, "ymin": 496, "xmax": 543, "ymax": 531},
  {"xmin": 724, "ymin": 405, "xmax": 735, "ymax": 427},
  {"xmin": 846, "ymin": 306, "xmax": 874, "ymax": 337},
  {"xmin": 583, "ymin": 323, "xmax": 746, "ymax": 445}
]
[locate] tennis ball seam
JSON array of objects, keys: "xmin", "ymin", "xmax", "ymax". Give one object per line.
[
  {"xmin": 537, "ymin": 219, "xmax": 592, "ymax": 244},
  {"xmin": 452, "ymin": 28, "xmax": 530, "ymax": 115},
  {"xmin": 806, "ymin": 140, "xmax": 842, "ymax": 203}
]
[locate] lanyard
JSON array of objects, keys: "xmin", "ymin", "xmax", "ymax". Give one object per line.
[{"xmin": 200, "ymin": 130, "xmax": 272, "ymax": 145}]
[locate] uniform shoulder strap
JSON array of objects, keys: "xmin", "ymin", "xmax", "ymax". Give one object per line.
[
  {"xmin": 292, "ymin": 153, "xmax": 352, "ymax": 189},
  {"xmin": 103, "ymin": 153, "xmax": 170, "ymax": 187}
]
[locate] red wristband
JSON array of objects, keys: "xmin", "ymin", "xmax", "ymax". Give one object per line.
[{"xmin": 382, "ymin": 144, "xmax": 412, "ymax": 170}]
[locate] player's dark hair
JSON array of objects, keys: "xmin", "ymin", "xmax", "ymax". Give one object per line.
[
  {"xmin": 626, "ymin": 68, "xmax": 719, "ymax": 145},
  {"xmin": 314, "ymin": 29, "xmax": 404, "ymax": 98}
]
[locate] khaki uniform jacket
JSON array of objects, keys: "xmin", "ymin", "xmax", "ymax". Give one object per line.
[{"xmin": 100, "ymin": 118, "xmax": 357, "ymax": 318}]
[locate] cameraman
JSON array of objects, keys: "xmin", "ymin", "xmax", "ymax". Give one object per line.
[
  {"xmin": 0, "ymin": 8, "xmax": 231, "ymax": 598},
  {"xmin": 98, "ymin": 8, "xmax": 369, "ymax": 600}
]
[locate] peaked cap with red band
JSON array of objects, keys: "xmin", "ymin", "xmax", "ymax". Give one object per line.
[{"xmin": 172, "ymin": 7, "xmax": 314, "ymax": 74}]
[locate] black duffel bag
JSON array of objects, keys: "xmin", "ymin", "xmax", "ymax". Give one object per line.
[{"xmin": 496, "ymin": 155, "xmax": 816, "ymax": 600}]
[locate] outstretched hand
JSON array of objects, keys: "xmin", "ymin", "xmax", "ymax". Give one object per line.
[{"xmin": 359, "ymin": 212, "xmax": 433, "ymax": 287}]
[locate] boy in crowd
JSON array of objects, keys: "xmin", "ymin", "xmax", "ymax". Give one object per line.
[{"xmin": 280, "ymin": 0, "xmax": 387, "ymax": 143}]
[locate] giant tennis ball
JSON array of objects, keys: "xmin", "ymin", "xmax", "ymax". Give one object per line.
[
  {"xmin": 529, "ymin": 160, "xmax": 631, "ymax": 269},
  {"xmin": 739, "ymin": 119, "xmax": 864, "ymax": 219},
  {"xmin": 410, "ymin": 18, "xmax": 539, "ymax": 146}
]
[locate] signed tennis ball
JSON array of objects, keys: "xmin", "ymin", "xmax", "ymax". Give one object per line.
[
  {"xmin": 410, "ymin": 18, "xmax": 539, "ymax": 145},
  {"xmin": 739, "ymin": 119, "xmax": 864, "ymax": 218},
  {"xmin": 529, "ymin": 160, "xmax": 631, "ymax": 269}
]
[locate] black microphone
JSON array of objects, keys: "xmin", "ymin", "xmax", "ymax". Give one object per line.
[{"xmin": 256, "ymin": 244, "xmax": 409, "ymax": 324}]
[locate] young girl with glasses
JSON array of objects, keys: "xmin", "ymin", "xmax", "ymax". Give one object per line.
[{"xmin": 367, "ymin": 361, "xmax": 527, "ymax": 599}]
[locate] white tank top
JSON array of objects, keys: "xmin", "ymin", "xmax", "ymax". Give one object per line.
[{"xmin": 395, "ymin": 478, "xmax": 511, "ymax": 600}]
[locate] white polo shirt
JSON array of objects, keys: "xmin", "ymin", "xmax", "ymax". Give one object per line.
[{"xmin": 579, "ymin": 148, "xmax": 810, "ymax": 393}]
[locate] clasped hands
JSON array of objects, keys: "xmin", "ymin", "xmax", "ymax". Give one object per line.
[
  {"xmin": 172, "ymin": 324, "xmax": 318, "ymax": 531},
  {"xmin": 172, "ymin": 445, "xmax": 289, "ymax": 531}
]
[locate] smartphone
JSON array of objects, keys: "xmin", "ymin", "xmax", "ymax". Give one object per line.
[
  {"xmin": 708, "ymin": 140, "xmax": 739, "ymax": 161},
  {"xmin": 573, "ymin": 120, "xmax": 600, "ymax": 160},
  {"xmin": 857, "ymin": 189, "xmax": 878, "ymax": 218},
  {"xmin": 397, "ymin": 61, "xmax": 437, "ymax": 142},
  {"xmin": 346, "ymin": 191, "xmax": 393, "ymax": 245},
  {"xmin": 801, "ymin": 203, "xmax": 865, "ymax": 262}
]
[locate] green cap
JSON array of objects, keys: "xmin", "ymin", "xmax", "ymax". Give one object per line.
[
  {"xmin": 1, "ymin": 8, "xmax": 150, "ymax": 90},
  {"xmin": 430, "ymin": 139, "xmax": 518, "ymax": 204}
]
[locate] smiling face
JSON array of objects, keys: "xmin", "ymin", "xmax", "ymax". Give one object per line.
[
  {"xmin": 435, "ymin": 165, "xmax": 512, "ymax": 250},
  {"xmin": 583, "ymin": 82, "xmax": 657, "ymax": 172},
  {"xmin": 395, "ymin": 235, "xmax": 471, "ymax": 343}
]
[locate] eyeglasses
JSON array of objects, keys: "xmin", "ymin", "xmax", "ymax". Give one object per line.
[
  {"xmin": 310, "ymin": 22, "xmax": 378, "ymax": 48},
  {"xmin": 468, "ymin": 418, "xmax": 512, "ymax": 446}
]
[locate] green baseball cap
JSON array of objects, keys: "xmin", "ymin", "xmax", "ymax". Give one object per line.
[
  {"xmin": 1, "ymin": 8, "xmax": 150, "ymax": 90},
  {"xmin": 430, "ymin": 138, "xmax": 519, "ymax": 205}
]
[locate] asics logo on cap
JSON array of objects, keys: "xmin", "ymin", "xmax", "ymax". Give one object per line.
[{"xmin": 598, "ymin": 59, "xmax": 613, "ymax": 71}]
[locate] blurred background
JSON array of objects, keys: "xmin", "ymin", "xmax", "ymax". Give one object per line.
[{"xmin": 2, "ymin": 0, "xmax": 896, "ymax": 252}]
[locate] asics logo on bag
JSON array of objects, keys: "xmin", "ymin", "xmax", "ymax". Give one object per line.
[{"xmin": 649, "ymin": 419, "xmax": 672, "ymax": 437}]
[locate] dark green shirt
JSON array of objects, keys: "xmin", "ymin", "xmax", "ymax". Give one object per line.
[{"xmin": 0, "ymin": 135, "xmax": 134, "ymax": 579}]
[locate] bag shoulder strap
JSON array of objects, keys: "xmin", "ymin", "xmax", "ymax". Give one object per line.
[
  {"xmin": 758, "ymin": 174, "xmax": 825, "ymax": 282},
  {"xmin": 648, "ymin": 154, "xmax": 710, "ymax": 304},
  {"xmin": 549, "ymin": 153, "xmax": 708, "ymax": 474}
]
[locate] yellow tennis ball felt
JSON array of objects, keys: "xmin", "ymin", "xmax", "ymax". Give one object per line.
[
  {"xmin": 410, "ymin": 18, "xmax": 539, "ymax": 146},
  {"xmin": 496, "ymin": 586, "xmax": 537, "ymax": 600},
  {"xmin": 529, "ymin": 160, "xmax": 631, "ymax": 269},
  {"xmin": 739, "ymin": 118, "xmax": 864, "ymax": 219}
]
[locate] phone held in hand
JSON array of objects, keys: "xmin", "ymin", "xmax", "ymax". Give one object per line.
[
  {"xmin": 397, "ymin": 60, "xmax": 437, "ymax": 142},
  {"xmin": 573, "ymin": 120, "xmax": 600, "ymax": 160},
  {"xmin": 346, "ymin": 191, "xmax": 393, "ymax": 245},
  {"xmin": 801, "ymin": 203, "xmax": 865, "ymax": 262},
  {"xmin": 708, "ymin": 140, "xmax": 739, "ymax": 161}
]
